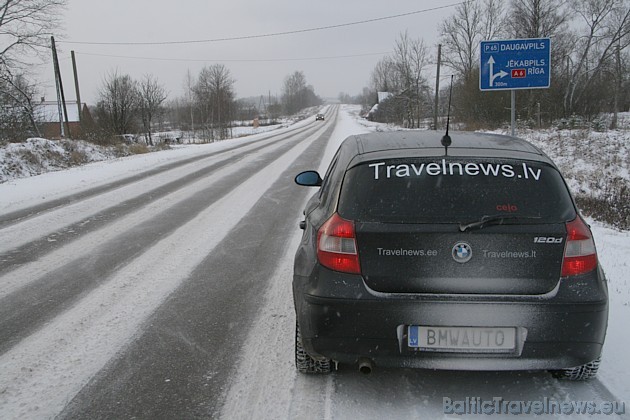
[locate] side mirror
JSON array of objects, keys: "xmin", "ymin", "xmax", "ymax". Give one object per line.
[{"xmin": 295, "ymin": 171, "xmax": 323, "ymax": 187}]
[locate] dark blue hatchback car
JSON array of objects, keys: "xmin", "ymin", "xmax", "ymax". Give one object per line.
[{"xmin": 293, "ymin": 131, "xmax": 608, "ymax": 379}]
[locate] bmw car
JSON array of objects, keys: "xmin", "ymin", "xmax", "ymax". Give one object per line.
[{"xmin": 292, "ymin": 131, "xmax": 608, "ymax": 379}]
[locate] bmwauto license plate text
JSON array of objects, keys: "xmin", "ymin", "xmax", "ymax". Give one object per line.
[{"xmin": 408, "ymin": 326, "xmax": 516, "ymax": 352}]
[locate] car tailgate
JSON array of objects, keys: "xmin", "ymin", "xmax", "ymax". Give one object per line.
[{"xmin": 356, "ymin": 222, "xmax": 566, "ymax": 295}]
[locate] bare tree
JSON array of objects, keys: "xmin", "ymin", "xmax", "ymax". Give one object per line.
[
  {"xmin": 370, "ymin": 56, "xmax": 399, "ymax": 93},
  {"xmin": 564, "ymin": 0, "xmax": 630, "ymax": 116},
  {"xmin": 280, "ymin": 71, "xmax": 321, "ymax": 115},
  {"xmin": 0, "ymin": 0, "xmax": 66, "ymax": 142},
  {"xmin": 509, "ymin": 0, "xmax": 571, "ymax": 39},
  {"xmin": 369, "ymin": 33, "xmax": 430, "ymax": 127},
  {"xmin": 508, "ymin": 0, "xmax": 573, "ymax": 78},
  {"xmin": 184, "ymin": 69, "xmax": 195, "ymax": 137},
  {"xmin": 1, "ymin": 73, "xmax": 39, "ymax": 128},
  {"xmin": 281, "ymin": 71, "xmax": 307, "ymax": 115},
  {"xmin": 0, "ymin": 0, "xmax": 66, "ymax": 71},
  {"xmin": 0, "ymin": 72, "xmax": 41, "ymax": 141},
  {"xmin": 194, "ymin": 64, "xmax": 235, "ymax": 141},
  {"xmin": 138, "ymin": 75, "xmax": 167, "ymax": 146},
  {"xmin": 439, "ymin": 0, "xmax": 505, "ymax": 81},
  {"xmin": 435, "ymin": 0, "xmax": 508, "ymax": 126},
  {"xmin": 481, "ymin": 0, "xmax": 505, "ymax": 41},
  {"xmin": 506, "ymin": 0, "xmax": 574, "ymax": 121},
  {"xmin": 392, "ymin": 31, "xmax": 430, "ymax": 128},
  {"xmin": 95, "ymin": 71, "xmax": 139, "ymax": 136}
]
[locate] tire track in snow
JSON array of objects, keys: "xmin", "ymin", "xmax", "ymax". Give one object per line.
[
  {"xmin": 214, "ymin": 203, "xmax": 339, "ymax": 420},
  {"xmin": 216, "ymin": 117, "xmax": 341, "ymax": 419}
]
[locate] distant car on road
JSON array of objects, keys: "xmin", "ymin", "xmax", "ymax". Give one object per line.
[
  {"xmin": 292, "ymin": 130, "xmax": 608, "ymax": 379},
  {"xmin": 315, "ymin": 114, "xmax": 325, "ymax": 121}
]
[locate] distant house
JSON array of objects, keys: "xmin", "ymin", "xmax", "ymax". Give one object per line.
[{"xmin": 34, "ymin": 101, "xmax": 93, "ymax": 139}]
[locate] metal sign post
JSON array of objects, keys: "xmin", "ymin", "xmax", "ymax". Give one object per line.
[
  {"xmin": 480, "ymin": 38, "xmax": 551, "ymax": 136},
  {"xmin": 511, "ymin": 90, "xmax": 516, "ymax": 137}
]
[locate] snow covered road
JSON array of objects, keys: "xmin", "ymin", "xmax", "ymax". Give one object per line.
[{"xmin": 0, "ymin": 107, "xmax": 336, "ymax": 418}]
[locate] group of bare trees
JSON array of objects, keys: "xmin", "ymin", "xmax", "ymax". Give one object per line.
[
  {"xmin": 164, "ymin": 64, "xmax": 237, "ymax": 142},
  {"xmin": 437, "ymin": 0, "xmax": 510, "ymax": 126},
  {"xmin": 86, "ymin": 71, "xmax": 236, "ymax": 146},
  {"xmin": 445, "ymin": 0, "xmax": 630, "ymax": 127},
  {"xmin": 0, "ymin": 0, "xmax": 67, "ymax": 143},
  {"xmin": 0, "ymin": 0, "xmax": 241, "ymax": 145},
  {"xmin": 118, "ymin": 64, "xmax": 322, "ymax": 142},
  {"xmin": 0, "ymin": 73, "xmax": 41, "ymax": 140},
  {"xmin": 94, "ymin": 72, "xmax": 167, "ymax": 145},
  {"xmin": 563, "ymin": 0, "xmax": 630, "ymax": 127},
  {"xmin": 364, "ymin": 0, "xmax": 630, "ymax": 129},
  {"xmin": 369, "ymin": 32, "xmax": 432, "ymax": 127},
  {"xmin": 191, "ymin": 64, "xmax": 235, "ymax": 141},
  {"xmin": 0, "ymin": 1, "xmax": 321, "ymax": 144}
]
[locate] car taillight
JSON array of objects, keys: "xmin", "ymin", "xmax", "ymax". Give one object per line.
[
  {"xmin": 561, "ymin": 217, "xmax": 597, "ymax": 277},
  {"xmin": 317, "ymin": 213, "xmax": 361, "ymax": 274}
]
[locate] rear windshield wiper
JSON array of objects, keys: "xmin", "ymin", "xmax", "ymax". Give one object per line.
[{"xmin": 459, "ymin": 215, "xmax": 542, "ymax": 232}]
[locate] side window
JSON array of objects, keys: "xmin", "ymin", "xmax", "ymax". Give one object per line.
[{"xmin": 318, "ymin": 150, "xmax": 341, "ymax": 201}]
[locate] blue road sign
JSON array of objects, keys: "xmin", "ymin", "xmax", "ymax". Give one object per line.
[{"xmin": 480, "ymin": 38, "xmax": 550, "ymax": 91}]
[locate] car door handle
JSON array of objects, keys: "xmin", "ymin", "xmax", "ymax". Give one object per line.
[{"xmin": 299, "ymin": 221, "xmax": 306, "ymax": 230}]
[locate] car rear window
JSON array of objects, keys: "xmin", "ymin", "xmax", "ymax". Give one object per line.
[{"xmin": 337, "ymin": 158, "xmax": 576, "ymax": 223}]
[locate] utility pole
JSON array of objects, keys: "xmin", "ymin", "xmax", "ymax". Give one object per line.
[
  {"xmin": 51, "ymin": 36, "xmax": 71, "ymax": 139},
  {"xmin": 433, "ymin": 44, "xmax": 441, "ymax": 130},
  {"xmin": 71, "ymin": 51, "xmax": 82, "ymax": 125},
  {"xmin": 52, "ymin": 40, "xmax": 64, "ymax": 138}
]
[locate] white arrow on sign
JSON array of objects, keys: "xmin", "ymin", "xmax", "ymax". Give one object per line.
[{"xmin": 488, "ymin": 56, "xmax": 508, "ymax": 87}]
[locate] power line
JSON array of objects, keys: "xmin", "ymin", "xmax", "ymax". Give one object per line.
[
  {"xmin": 60, "ymin": 2, "xmax": 466, "ymax": 46},
  {"xmin": 73, "ymin": 51, "xmax": 392, "ymax": 63}
]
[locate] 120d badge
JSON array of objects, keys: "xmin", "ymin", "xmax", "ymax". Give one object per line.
[{"xmin": 534, "ymin": 237, "xmax": 563, "ymax": 244}]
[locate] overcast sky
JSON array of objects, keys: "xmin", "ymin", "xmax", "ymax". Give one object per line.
[{"xmin": 44, "ymin": 0, "xmax": 459, "ymax": 105}]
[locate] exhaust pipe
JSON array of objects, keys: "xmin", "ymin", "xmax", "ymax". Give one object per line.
[{"xmin": 357, "ymin": 357, "xmax": 373, "ymax": 374}]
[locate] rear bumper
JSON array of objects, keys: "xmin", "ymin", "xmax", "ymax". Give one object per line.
[{"xmin": 293, "ymin": 267, "xmax": 608, "ymax": 371}]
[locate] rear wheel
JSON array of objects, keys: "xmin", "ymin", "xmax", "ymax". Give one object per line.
[
  {"xmin": 295, "ymin": 321, "xmax": 332, "ymax": 374},
  {"xmin": 551, "ymin": 357, "xmax": 601, "ymax": 380}
]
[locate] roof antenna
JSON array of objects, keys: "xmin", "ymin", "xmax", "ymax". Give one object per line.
[{"xmin": 441, "ymin": 75, "xmax": 454, "ymax": 155}]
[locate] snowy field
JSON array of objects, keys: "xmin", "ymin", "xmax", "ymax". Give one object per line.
[{"xmin": 0, "ymin": 105, "xmax": 628, "ymax": 418}]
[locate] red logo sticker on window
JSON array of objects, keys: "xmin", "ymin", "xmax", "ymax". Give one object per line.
[{"xmin": 496, "ymin": 204, "xmax": 518, "ymax": 212}]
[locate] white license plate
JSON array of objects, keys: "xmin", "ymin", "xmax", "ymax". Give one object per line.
[{"xmin": 408, "ymin": 326, "xmax": 516, "ymax": 352}]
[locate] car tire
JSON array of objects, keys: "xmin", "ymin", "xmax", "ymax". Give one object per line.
[
  {"xmin": 295, "ymin": 321, "xmax": 332, "ymax": 374},
  {"xmin": 551, "ymin": 357, "xmax": 601, "ymax": 380}
]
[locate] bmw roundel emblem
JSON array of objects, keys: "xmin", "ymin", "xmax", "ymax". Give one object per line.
[{"xmin": 452, "ymin": 242, "xmax": 472, "ymax": 263}]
